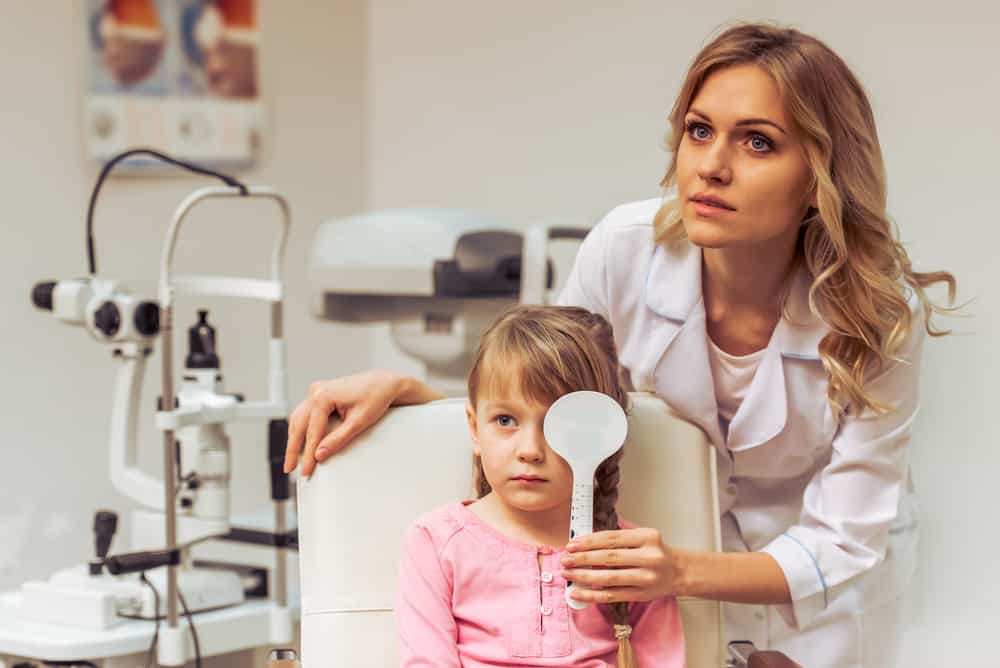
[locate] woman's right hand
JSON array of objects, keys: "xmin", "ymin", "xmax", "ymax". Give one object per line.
[{"xmin": 283, "ymin": 369, "xmax": 407, "ymax": 478}]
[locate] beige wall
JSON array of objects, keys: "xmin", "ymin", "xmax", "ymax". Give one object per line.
[{"xmin": 366, "ymin": 1, "xmax": 999, "ymax": 664}]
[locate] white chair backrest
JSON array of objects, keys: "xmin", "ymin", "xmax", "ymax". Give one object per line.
[{"xmin": 297, "ymin": 392, "xmax": 723, "ymax": 667}]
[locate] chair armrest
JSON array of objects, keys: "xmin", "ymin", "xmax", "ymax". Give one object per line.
[
  {"xmin": 728, "ymin": 641, "xmax": 803, "ymax": 668},
  {"xmin": 748, "ymin": 651, "xmax": 803, "ymax": 668}
]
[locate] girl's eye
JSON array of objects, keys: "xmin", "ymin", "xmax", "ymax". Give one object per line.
[
  {"xmin": 686, "ymin": 121, "xmax": 711, "ymax": 141},
  {"xmin": 495, "ymin": 415, "xmax": 516, "ymax": 427},
  {"xmin": 748, "ymin": 134, "xmax": 774, "ymax": 152}
]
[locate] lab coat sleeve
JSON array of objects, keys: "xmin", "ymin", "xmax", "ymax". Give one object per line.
[
  {"xmin": 555, "ymin": 215, "xmax": 611, "ymax": 319},
  {"xmin": 760, "ymin": 305, "xmax": 926, "ymax": 630},
  {"xmin": 394, "ymin": 523, "xmax": 462, "ymax": 668}
]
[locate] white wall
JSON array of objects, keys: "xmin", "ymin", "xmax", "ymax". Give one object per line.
[
  {"xmin": 366, "ymin": 1, "xmax": 999, "ymax": 665},
  {"xmin": 0, "ymin": 0, "xmax": 366, "ymax": 630}
]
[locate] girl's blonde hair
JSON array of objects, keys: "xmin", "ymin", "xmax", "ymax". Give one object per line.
[
  {"xmin": 654, "ymin": 22, "xmax": 957, "ymax": 415},
  {"xmin": 467, "ymin": 305, "xmax": 639, "ymax": 667}
]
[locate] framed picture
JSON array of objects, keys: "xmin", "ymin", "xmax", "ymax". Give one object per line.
[{"xmin": 85, "ymin": 0, "xmax": 262, "ymax": 169}]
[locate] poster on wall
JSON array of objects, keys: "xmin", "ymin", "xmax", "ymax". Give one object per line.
[{"xmin": 85, "ymin": 0, "xmax": 262, "ymax": 169}]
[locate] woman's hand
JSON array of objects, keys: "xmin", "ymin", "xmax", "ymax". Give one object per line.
[
  {"xmin": 283, "ymin": 370, "xmax": 406, "ymax": 478},
  {"xmin": 559, "ymin": 528, "xmax": 684, "ymax": 604}
]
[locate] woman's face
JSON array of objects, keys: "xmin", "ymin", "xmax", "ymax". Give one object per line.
[{"xmin": 675, "ymin": 63, "xmax": 814, "ymax": 249}]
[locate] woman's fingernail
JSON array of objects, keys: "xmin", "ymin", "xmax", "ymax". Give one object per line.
[{"xmin": 315, "ymin": 447, "xmax": 329, "ymax": 460}]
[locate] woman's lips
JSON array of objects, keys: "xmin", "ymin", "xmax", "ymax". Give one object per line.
[
  {"xmin": 511, "ymin": 476, "xmax": 547, "ymax": 483},
  {"xmin": 691, "ymin": 200, "xmax": 735, "ymax": 216}
]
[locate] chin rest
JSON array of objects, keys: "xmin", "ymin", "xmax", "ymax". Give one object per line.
[{"xmin": 296, "ymin": 392, "xmax": 800, "ymax": 667}]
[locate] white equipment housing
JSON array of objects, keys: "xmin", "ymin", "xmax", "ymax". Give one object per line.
[{"xmin": 309, "ymin": 209, "xmax": 589, "ymax": 393}]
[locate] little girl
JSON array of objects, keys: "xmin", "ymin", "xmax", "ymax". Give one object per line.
[{"xmin": 394, "ymin": 305, "xmax": 686, "ymax": 667}]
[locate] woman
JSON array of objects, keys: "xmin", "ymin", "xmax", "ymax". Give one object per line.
[{"xmin": 285, "ymin": 23, "xmax": 955, "ymax": 667}]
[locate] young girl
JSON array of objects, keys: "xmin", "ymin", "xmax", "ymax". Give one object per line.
[{"xmin": 393, "ymin": 305, "xmax": 686, "ymax": 668}]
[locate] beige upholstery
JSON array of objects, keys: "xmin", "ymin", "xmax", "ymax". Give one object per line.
[{"xmin": 297, "ymin": 392, "xmax": 724, "ymax": 667}]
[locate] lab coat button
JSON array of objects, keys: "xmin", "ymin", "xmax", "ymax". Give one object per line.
[{"xmin": 541, "ymin": 571, "xmax": 553, "ymax": 583}]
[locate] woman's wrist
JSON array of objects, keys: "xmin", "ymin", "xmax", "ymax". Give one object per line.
[
  {"xmin": 672, "ymin": 547, "xmax": 698, "ymax": 598},
  {"xmin": 387, "ymin": 371, "xmax": 415, "ymax": 405},
  {"xmin": 670, "ymin": 548, "xmax": 791, "ymax": 604},
  {"xmin": 390, "ymin": 372, "xmax": 446, "ymax": 405}
]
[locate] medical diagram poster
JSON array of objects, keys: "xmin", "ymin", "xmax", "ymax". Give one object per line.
[{"xmin": 85, "ymin": 0, "xmax": 262, "ymax": 168}]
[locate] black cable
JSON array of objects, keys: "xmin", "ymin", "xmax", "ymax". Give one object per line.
[
  {"xmin": 139, "ymin": 572, "xmax": 160, "ymax": 668},
  {"xmin": 177, "ymin": 586, "xmax": 203, "ymax": 668},
  {"xmin": 86, "ymin": 147, "xmax": 249, "ymax": 275}
]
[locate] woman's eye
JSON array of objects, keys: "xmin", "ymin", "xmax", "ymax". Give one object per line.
[
  {"xmin": 748, "ymin": 134, "xmax": 773, "ymax": 152},
  {"xmin": 686, "ymin": 122, "xmax": 711, "ymax": 140}
]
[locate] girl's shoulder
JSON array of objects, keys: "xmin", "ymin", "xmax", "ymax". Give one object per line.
[
  {"xmin": 402, "ymin": 501, "xmax": 517, "ymax": 579},
  {"xmin": 405, "ymin": 501, "xmax": 472, "ymax": 543},
  {"xmin": 404, "ymin": 500, "xmax": 511, "ymax": 554}
]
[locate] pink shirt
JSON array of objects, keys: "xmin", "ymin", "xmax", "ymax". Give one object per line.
[{"xmin": 395, "ymin": 501, "xmax": 686, "ymax": 667}]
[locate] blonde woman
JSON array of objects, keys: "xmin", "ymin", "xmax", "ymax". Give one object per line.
[{"xmin": 286, "ymin": 22, "xmax": 955, "ymax": 667}]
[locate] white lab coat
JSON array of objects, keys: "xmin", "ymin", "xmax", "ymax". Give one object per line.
[{"xmin": 557, "ymin": 197, "xmax": 921, "ymax": 668}]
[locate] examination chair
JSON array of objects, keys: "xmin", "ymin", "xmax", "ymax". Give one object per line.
[{"xmin": 296, "ymin": 393, "xmax": 800, "ymax": 668}]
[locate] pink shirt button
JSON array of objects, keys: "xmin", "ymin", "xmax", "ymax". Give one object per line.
[
  {"xmin": 540, "ymin": 605, "xmax": 553, "ymax": 616},
  {"xmin": 540, "ymin": 571, "xmax": 554, "ymax": 583}
]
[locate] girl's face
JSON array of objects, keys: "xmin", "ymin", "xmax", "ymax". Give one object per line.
[
  {"xmin": 467, "ymin": 391, "xmax": 574, "ymax": 515},
  {"xmin": 675, "ymin": 63, "xmax": 814, "ymax": 249}
]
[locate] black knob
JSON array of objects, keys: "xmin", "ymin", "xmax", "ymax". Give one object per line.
[
  {"xmin": 90, "ymin": 510, "xmax": 118, "ymax": 575},
  {"xmin": 93, "ymin": 301, "xmax": 120, "ymax": 338},
  {"xmin": 133, "ymin": 301, "xmax": 160, "ymax": 336},
  {"xmin": 94, "ymin": 510, "xmax": 118, "ymax": 558},
  {"xmin": 32, "ymin": 281, "xmax": 56, "ymax": 311},
  {"xmin": 186, "ymin": 309, "xmax": 219, "ymax": 369}
]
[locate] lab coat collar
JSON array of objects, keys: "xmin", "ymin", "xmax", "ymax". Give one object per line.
[
  {"xmin": 643, "ymin": 241, "xmax": 825, "ymax": 361},
  {"xmin": 645, "ymin": 240, "xmax": 827, "ymax": 451},
  {"xmin": 643, "ymin": 240, "xmax": 701, "ymax": 323}
]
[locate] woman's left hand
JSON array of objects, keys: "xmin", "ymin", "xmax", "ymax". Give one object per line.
[{"xmin": 560, "ymin": 527, "xmax": 683, "ymax": 604}]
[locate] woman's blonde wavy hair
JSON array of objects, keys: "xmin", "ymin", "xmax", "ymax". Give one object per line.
[
  {"xmin": 467, "ymin": 305, "xmax": 640, "ymax": 667},
  {"xmin": 653, "ymin": 22, "xmax": 956, "ymax": 415}
]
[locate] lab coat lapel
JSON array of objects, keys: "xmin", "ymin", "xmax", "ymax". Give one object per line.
[
  {"xmin": 725, "ymin": 341, "xmax": 787, "ymax": 451},
  {"xmin": 726, "ymin": 267, "xmax": 825, "ymax": 451},
  {"xmin": 646, "ymin": 245, "xmax": 826, "ymax": 452},
  {"xmin": 646, "ymin": 243, "xmax": 724, "ymax": 447}
]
